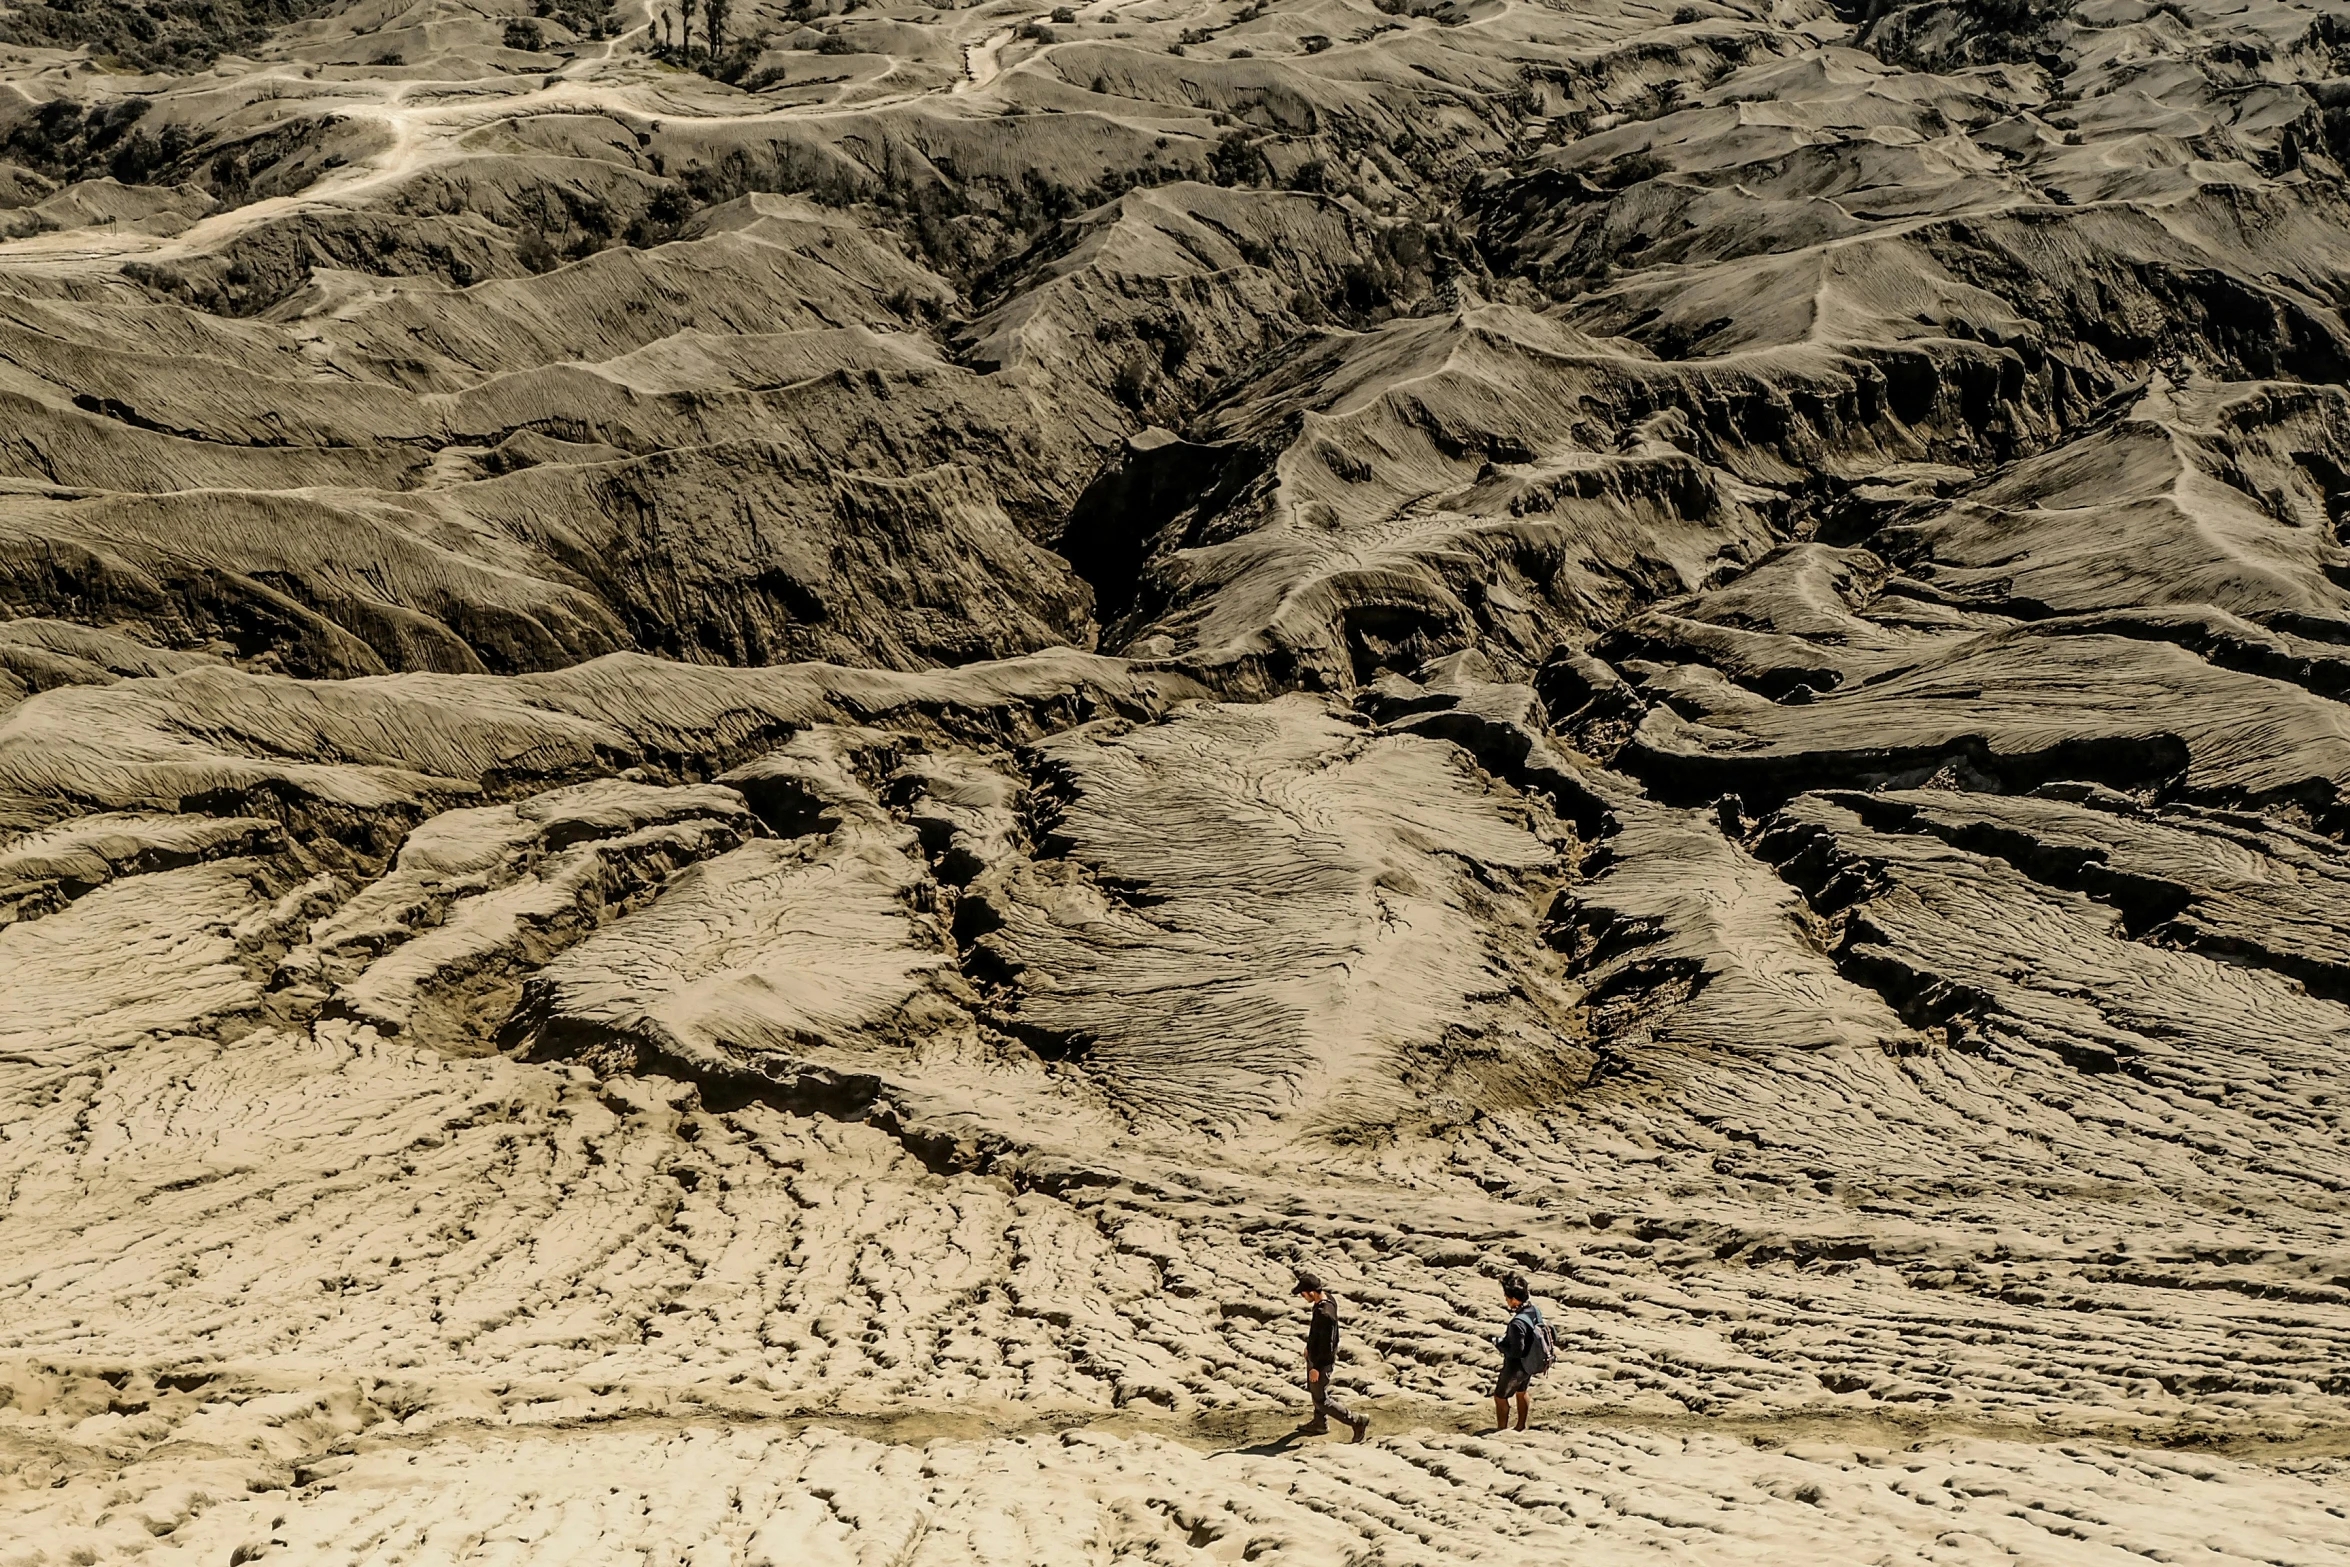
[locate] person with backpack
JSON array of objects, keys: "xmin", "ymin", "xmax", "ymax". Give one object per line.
[
  {"xmin": 1489, "ymin": 1273, "xmax": 1553, "ymax": 1432},
  {"xmin": 1293, "ymin": 1272, "xmax": 1370, "ymax": 1442}
]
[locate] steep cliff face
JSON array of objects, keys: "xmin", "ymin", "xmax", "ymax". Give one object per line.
[{"xmin": 5, "ymin": 0, "xmax": 2350, "ymax": 1560}]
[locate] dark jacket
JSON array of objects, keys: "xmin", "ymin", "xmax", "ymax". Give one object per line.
[
  {"xmin": 1306, "ymin": 1296, "xmax": 1340, "ymax": 1370},
  {"xmin": 1498, "ymin": 1303, "xmax": 1543, "ymax": 1365}
]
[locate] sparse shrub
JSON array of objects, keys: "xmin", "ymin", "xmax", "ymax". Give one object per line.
[
  {"xmin": 623, "ymin": 181, "xmax": 696, "ymax": 247},
  {"xmin": 515, "ymin": 227, "xmax": 560, "ymax": 271},
  {"xmin": 0, "ymin": 0, "xmax": 341, "ymax": 74},
  {"xmin": 1208, "ymin": 130, "xmax": 1267, "ymax": 186},
  {"xmin": 541, "ymin": 0, "xmax": 616, "ymax": 35},
  {"xmin": 707, "ymin": 34, "xmax": 763, "ymax": 81},
  {"xmin": 1137, "ymin": 314, "xmax": 1197, "ymax": 372},
  {"xmin": 1112, "ymin": 353, "xmax": 1157, "ymax": 410},
  {"xmin": 1301, "ymin": 33, "xmax": 1330, "ymax": 52},
  {"xmin": 1599, "ymin": 149, "xmax": 1669, "ymax": 188},
  {"xmin": 504, "ymin": 18, "xmax": 545, "ymax": 49},
  {"xmin": 107, "ymin": 119, "xmax": 198, "ymax": 184},
  {"xmin": 2, "ymin": 96, "xmax": 167, "ymax": 183},
  {"xmin": 1497, "ymin": 72, "xmax": 1542, "ymax": 118},
  {"xmin": 1051, "ymin": 6, "xmax": 1075, "ymax": 21}
]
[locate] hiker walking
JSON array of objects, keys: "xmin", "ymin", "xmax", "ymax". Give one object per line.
[
  {"xmin": 1489, "ymin": 1273, "xmax": 1553, "ymax": 1432},
  {"xmin": 1293, "ymin": 1273, "xmax": 1370, "ymax": 1442}
]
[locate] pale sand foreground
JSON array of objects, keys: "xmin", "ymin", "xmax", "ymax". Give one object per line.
[
  {"xmin": 6, "ymin": 1414, "xmax": 2349, "ymax": 1565},
  {"xmin": 2, "ymin": 998, "xmax": 2346, "ymax": 1564}
]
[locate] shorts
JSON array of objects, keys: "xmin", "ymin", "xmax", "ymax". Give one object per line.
[{"xmin": 1491, "ymin": 1361, "xmax": 1530, "ymax": 1399}]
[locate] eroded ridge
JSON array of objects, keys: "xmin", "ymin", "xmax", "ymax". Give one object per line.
[{"xmin": 9, "ymin": 0, "xmax": 2350, "ymax": 1560}]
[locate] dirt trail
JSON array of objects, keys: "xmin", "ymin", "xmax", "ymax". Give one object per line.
[{"xmin": 957, "ymin": 26, "xmax": 1018, "ymax": 92}]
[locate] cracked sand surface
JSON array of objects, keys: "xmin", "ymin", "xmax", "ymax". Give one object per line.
[{"xmin": 7, "ymin": 0, "xmax": 2350, "ymax": 1558}]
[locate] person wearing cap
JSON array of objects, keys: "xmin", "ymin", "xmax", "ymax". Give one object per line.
[{"xmin": 1292, "ymin": 1273, "xmax": 1370, "ymax": 1441}]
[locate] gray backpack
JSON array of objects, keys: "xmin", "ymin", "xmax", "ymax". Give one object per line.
[{"xmin": 1516, "ymin": 1304, "xmax": 1557, "ymax": 1376}]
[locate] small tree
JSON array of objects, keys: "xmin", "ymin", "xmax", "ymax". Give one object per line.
[
  {"xmin": 679, "ymin": 0, "xmax": 699, "ymax": 55},
  {"xmin": 705, "ymin": 0, "xmax": 731, "ymax": 57}
]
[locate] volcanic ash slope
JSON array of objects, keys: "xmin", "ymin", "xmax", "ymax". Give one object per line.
[{"xmin": 5, "ymin": 0, "xmax": 2350, "ymax": 1561}]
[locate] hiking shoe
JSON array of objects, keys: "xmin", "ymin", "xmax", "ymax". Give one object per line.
[
  {"xmin": 1300, "ymin": 1420, "xmax": 1331, "ymax": 1436},
  {"xmin": 1350, "ymin": 1415, "xmax": 1370, "ymax": 1443}
]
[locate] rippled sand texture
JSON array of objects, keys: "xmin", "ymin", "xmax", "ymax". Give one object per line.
[{"xmin": 6, "ymin": 0, "xmax": 2350, "ymax": 1559}]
